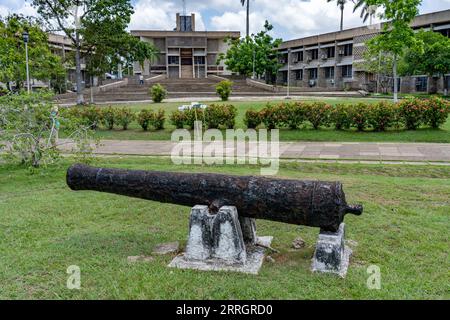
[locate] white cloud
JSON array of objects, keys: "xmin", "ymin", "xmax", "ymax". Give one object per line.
[{"xmin": 0, "ymin": 1, "xmax": 37, "ymax": 18}]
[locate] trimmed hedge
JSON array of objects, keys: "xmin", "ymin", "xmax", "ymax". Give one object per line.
[
  {"xmin": 247, "ymin": 98, "xmax": 449, "ymax": 131},
  {"xmin": 169, "ymin": 104, "xmax": 236, "ymax": 129},
  {"xmin": 62, "ymin": 97, "xmax": 449, "ymax": 133}
]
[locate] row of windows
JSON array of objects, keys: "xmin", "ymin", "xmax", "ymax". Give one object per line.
[
  {"xmin": 168, "ymin": 56, "xmax": 206, "ymax": 65},
  {"xmin": 292, "ymin": 66, "xmax": 352, "ymax": 80},
  {"xmin": 289, "ymin": 44, "xmax": 352, "ymax": 63}
]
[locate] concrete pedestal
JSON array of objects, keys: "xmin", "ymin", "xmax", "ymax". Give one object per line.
[
  {"xmin": 169, "ymin": 205, "xmax": 272, "ymax": 275},
  {"xmin": 311, "ymin": 223, "xmax": 352, "ymax": 277}
]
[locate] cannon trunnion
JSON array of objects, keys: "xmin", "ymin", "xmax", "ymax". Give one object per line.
[{"xmin": 67, "ymin": 164, "xmax": 362, "ymax": 232}]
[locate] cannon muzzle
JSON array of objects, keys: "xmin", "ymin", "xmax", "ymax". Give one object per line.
[{"xmin": 67, "ymin": 164, "xmax": 363, "ymax": 232}]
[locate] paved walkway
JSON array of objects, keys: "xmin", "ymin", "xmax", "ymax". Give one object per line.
[{"xmin": 59, "ymin": 139, "xmax": 450, "ymax": 164}]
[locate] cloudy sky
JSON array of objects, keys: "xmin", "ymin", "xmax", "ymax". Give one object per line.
[{"xmin": 1, "ymin": 0, "xmax": 450, "ymax": 40}]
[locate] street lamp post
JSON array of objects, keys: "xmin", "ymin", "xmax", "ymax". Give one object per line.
[
  {"xmin": 286, "ymin": 49, "xmax": 291, "ymax": 99},
  {"xmin": 23, "ymin": 32, "xmax": 31, "ymax": 94}
]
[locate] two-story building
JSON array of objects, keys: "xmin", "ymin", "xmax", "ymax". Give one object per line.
[{"xmin": 276, "ymin": 9, "xmax": 450, "ymax": 94}]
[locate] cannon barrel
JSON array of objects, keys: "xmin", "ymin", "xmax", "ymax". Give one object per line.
[{"xmin": 67, "ymin": 164, "xmax": 363, "ymax": 232}]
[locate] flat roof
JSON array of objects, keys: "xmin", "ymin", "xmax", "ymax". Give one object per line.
[
  {"xmin": 279, "ymin": 9, "xmax": 450, "ymax": 49},
  {"xmin": 130, "ymin": 30, "xmax": 240, "ymax": 39}
]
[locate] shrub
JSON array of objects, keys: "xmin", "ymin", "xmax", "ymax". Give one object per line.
[
  {"xmin": 101, "ymin": 106, "xmax": 117, "ymax": 130},
  {"xmin": 204, "ymin": 104, "xmax": 223, "ymax": 129},
  {"xmin": 80, "ymin": 105, "xmax": 102, "ymax": 129},
  {"xmin": 348, "ymin": 103, "xmax": 370, "ymax": 132},
  {"xmin": 116, "ymin": 108, "xmax": 135, "ymax": 130},
  {"xmin": 423, "ymin": 96, "xmax": 450, "ymax": 129},
  {"xmin": 367, "ymin": 101, "xmax": 395, "ymax": 132},
  {"xmin": 151, "ymin": 109, "xmax": 165, "ymax": 130},
  {"xmin": 331, "ymin": 104, "xmax": 351, "ymax": 130},
  {"xmin": 150, "ymin": 84, "xmax": 167, "ymax": 103},
  {"xmin": 259, "ymin": 104, "xmax": 282, "ymax": 130},
  {"xmin": 215, "ymin": 80, "xmax": 233, "ymax": 101},
  {"xmin": 184, "ymin": 108, "xmax": 205, "ymax": 129},
  {"xmin": 398, "ymin": 98, "xmax": 427, "ymax": 130},
  {"xmin": 244, "ymin": 109, "xmax": 261, "ymax": 129},
  {"xmin": 204, "ymin": 104, "xmax": 236, "ymax": 129},
  {"xmin": 170, "ymin": 110, "xmax": 186, "ymax": 129},
  {"xmin": 223, "ymin": 105, "xmax": 237, "ymax": 129},
  {"xmin": 137, "ymin": 109, "xmax": 153, "ymax": 131},
  {"xmin": 274, "ymin": 103, "xmax": 305, "ymax": 129},
  {"xmin": 304, "ymin": 102, "xmax": 332, "ymax": 130}
]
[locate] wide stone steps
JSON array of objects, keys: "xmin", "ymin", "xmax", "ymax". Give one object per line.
[{"xmin": 55, "ymin": 78, "xmax": 278, "ymax": 104}]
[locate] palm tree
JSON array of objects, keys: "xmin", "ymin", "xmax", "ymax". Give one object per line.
[
  {"xmin": 241, "ymin": 0, "xmax": 250, "ymax": 38},
  {"xmin": 353, "ymin": 0, "xmax": 377, "ymax": 24},
  {"xmin": 327, "ymin": 0, "xmax": 348, "ymax": 31}
]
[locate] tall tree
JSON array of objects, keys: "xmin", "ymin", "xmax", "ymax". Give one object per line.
[
  {"xmin": 327, "ymin": 0, "xmax": 348, "ymax": 31},
  {"xmin": 364, "ymin": 0, "xmax": 422, "ymax": 102},
  {"xmin": 218, "ymin": 21, "xmax": 282, "ymax": 80},
  {"xmin": 241, "ymin": 0, "xmax": 250, "ymax": 38},
  {"xmin": 0, "ymin": 14, "xmax": 65, "ymax": 92},
  {"xmin": 353, "ymin": 0, "xmax": 377, "ymax": 24},
  {"xmin": 32, "ymin": 0, "xmax": 134, "ymax": 105}
]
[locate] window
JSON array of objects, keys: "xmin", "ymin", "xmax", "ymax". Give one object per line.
[
  {"xmin": 194, "ymin": 56, "xmax": 205, "ymax": 65},
  {"xmin": 325, "ymin": 67, "xmax": 335, "ymax": 79},
  {"xmin": 415, "ymin": 77, "xmax": 428, "ymax": 92},
  {"xmin": 295, "ymin": 69, "xmax": 303, "ymax": 80},
  {"xmin": 342, "ymin": 65, "xmax": 353, "ymax": 78},
  {"xmin": 310, "ymin": 49, "xmax": 319, "ymax": 60},
  {"xmin": 294, "ymin": 51, "xmax": 303, "ymax": 63},
  {"xmin": 168, "ymin": 56, "xmax": 179, "ymax": 65},
  {"xmin": 341, "ymin": 44, "xmax": 353, "ymax": 56},
  {"xmin": 326, "ymin": 47, "xmax": 335, "ymax": 58},
  {"xmin": 309, "ymin": 68, "xmax": 318, "ymax": 80}
]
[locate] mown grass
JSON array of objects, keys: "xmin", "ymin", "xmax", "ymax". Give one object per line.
[
  {"xmin": 62, "ymin": 98, "xmax": 450, "ymax": 143},
  {"xmin": 0, "ymin": 157, "xmax": 449, "ymax": 299}
]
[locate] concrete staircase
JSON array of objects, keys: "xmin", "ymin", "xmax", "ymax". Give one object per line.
[{"xmin": 55, "ymin": 77, "xmax": 276, "ymax": 104}]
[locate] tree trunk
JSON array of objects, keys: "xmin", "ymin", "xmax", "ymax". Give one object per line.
[
  {"xmin": 246, "ymin": 0, "xmax": 250, "ymax": 38},
  {"xmin": 393, "ymin": 55, "xmax": 398, "ymax": 103},
  {"xmin": 75, "ymin": 31, "xmax": 84, "ymax": 105},
  {"xmin": 340, "ymin": 4, "xmax": 344, "ymax": 31}
]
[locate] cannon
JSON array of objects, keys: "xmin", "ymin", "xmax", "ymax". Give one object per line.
[{"xmin": 67, "ymin": 164, "xmax": 362, "ymax": 232}]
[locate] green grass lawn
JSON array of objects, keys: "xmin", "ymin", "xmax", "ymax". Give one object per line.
[
  {"xmin": 0, "ymin": 157, "xmax": 449, "ymax": 299},
  {"xmin": 65, "ymin": 98, "xmax": 450, "ymax": 143}
]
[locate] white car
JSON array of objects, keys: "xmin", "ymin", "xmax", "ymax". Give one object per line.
[{"xmin": 178, "ymin": 102, "xmax": 208, "ymax": 111}]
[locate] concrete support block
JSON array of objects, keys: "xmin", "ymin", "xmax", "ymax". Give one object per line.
[
  {"xmin": 311, "ymin": 223, "xmax": 352, "ymax": 277},
  {"xmin": 185, "ymin": 205, "xmax": 213, "ymax": 261},
  {"xmin": 212, "ymin": 206, "xmax": 246, "ymax": 264},
  {"xmin": 170, "ymin": 205, "xmax": 272, "ymax": 274}
]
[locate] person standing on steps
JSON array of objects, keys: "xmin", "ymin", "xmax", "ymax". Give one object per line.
[{"xmin": 139, "ymin": 74, "xmax": 144, "ymax": 85}]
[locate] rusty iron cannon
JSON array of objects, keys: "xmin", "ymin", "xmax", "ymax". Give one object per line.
[{"xmin": 66, "ymin": 164, "xmax": 362, "ymax": 232}]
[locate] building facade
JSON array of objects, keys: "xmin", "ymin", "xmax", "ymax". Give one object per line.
[
  {"xmin": 276, "ymin": 9, "xmax": 450, "ymax": 94},
  {"xmin": 131, "ymin": 13, "xmax": 240, "ymax": 79}
]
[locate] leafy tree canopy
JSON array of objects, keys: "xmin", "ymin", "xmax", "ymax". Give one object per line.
[
  {"xmin": 402, "ymin": 30, "xmax": 450, "ymax": 77},
  {"xmin": 0, "ymin": 14, "xmax": 66, "ymax": 91},
  {"xmin": 218, "ymin": 21, "xmax": 282, "ymax": 79}
]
